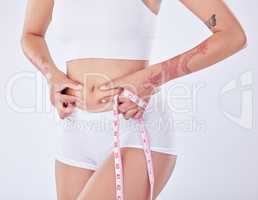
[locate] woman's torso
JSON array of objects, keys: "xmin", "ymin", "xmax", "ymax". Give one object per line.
[{"xmin": 51, "ymin": 0, "xmax": 161, "ymax": 112}]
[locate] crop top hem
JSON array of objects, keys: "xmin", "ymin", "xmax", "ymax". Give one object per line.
[{"xmin": 57, "ymin": 37, "xmax": 154, "ymax": 63}]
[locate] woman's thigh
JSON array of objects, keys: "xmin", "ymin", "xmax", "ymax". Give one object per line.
[
  {"xmin": 77, "ymin": 147, "xmax": 177, "ymax": 200},
  {"xmin": 55, "ymin": 160, "xmax": 95, "ymax": 200}
]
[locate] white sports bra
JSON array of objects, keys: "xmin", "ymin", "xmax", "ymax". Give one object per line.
[{"xmin": 51, "ymin": 0, "xmax": 159, "ymax": 61}]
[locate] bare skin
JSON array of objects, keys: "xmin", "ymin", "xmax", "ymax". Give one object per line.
[
  {"xmin": 77, "ymin": 148, "xmax": 177, "ymax": 200},
  {"xmin": 98, "ymin": 0, "xmax": 247, "ymax": 119},
  {"xmin": 56, "ymin": 148, "xmax": 177, "ymax": 200},
  {"xmin": 55, "ymin": 161, "xmax": 95, "ymax": 199},
  {"xmin": 64, "ymin": 58, "xmax": 148, "ymax": 113},
  {"xmin": 21, "ymin": 0, "xmax": 176, "ymax": 199},
  {"xmin": 21, "ymin": 0, "xmax": 246, "ymax": 199}
]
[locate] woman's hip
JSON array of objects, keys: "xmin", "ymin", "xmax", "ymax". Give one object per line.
[{"xmin": 55, "ymin": 88, "xmax": 176, "ymax": 152}]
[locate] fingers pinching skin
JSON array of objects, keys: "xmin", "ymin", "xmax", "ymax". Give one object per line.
[
  {"xmin": 47, "ymin": 69, "xmax": 84, "ymax": 119},
  {"xmin": 56, "ymin": 94, "xmax": 81, "ymax": 119},
  {"xmin": 118, "ymin": 101, "xmax": 138, "ymax": 113},
  {"xmin": 61, "ymin": 94, "xmax": 82, "ymax": 104},
  {"xmin": 133, "ymin": 110, "xmax": 144, "ymax": 119},
  {"xmin": 62, "ymin": 81, "xmax": 83, "ymax": 91},
  {"xmin": 72, "ymin": 90, "xmax": 83, "ymax": 99},
  {"xmin": 58, "ymin": 101, "xmax": 75, "ymax": 119},
  {"xmin": 99, "ymin": 95, "xmax": 114, "ymax": 104},
  {"xmin": 123, "ymin": 108, "xmax": 139, "ymax": 120},
  {"xmin": 99, "ymin": 87, "xmax": 123, "ymax": 103},
  {"xmin": 118, "ymin": 95, "xmax": 130, "ymax": 103},
  {"xmin": 63, "ymin": 103, "xmax": 75, "ymax": 118}
]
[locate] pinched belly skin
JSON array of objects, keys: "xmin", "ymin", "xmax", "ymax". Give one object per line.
[{"xmin": 64, "ymin": 58, "xmax": 148, "ymax": 112}]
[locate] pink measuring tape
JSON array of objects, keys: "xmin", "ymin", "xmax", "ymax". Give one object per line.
[{"xmin": 112, "ymin": 89, "xmax": 155, "ymax": 200}]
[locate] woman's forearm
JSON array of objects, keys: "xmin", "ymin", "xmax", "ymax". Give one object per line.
[
  {"xmin": 21, "ymin": 33, "xmax": 59, "ymax": 80},
  {"xmin": 143, "ymin": 30, "xmax": 247, "ymax": 88}
]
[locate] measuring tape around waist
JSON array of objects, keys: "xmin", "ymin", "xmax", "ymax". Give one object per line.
[{"xmin": 112, "ymin": 89, "xmax": 155, "ymax": 200}]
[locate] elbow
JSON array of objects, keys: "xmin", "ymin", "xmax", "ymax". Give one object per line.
[
  {"xmin": 225, "ymin": 26, "xmax": 248, "ymax": 52},
  {"xmin": 20, "ymin": 32, "xmax": 44, "ymax": 52},
  {"xmin": 234, "ymin": 29, "xmax": 248, "ymax": 50}
]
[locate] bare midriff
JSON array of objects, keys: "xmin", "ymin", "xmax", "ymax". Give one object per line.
[{"xmin": 65, "ymin": 58, "xmax": 149, "ymax": 113}]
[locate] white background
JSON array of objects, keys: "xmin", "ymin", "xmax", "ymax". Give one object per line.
[{"xmin": 0, "ymin": 0, "xmax": 257, "ymax": 199}]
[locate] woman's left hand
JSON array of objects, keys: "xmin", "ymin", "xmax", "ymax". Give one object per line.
[{"xmin": 98, "ymin": 68, "xmax": 160, "ymax": 119}]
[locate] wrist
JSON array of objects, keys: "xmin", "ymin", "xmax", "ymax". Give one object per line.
[
  {"xmin": 42, "ymin": 64, "xmax": 60, "ymax": 83},
  {"xmin": 144, "ymin": 63, "xmax": 167, "ymax": 87}
]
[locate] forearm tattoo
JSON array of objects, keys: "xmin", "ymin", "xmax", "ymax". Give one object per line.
[
  {"xmin": 162, "ymin": 41, "xmax": 208, "ymax": 78},
  {"xmin": 141, "ymin": 67, "xmax": 166, "ymax": 92},
  {"xmin": 143, "ymin": 40, "xmax": 209, "ymax": 89},
  {"xmin": 205, "ymin": 14, "xmax": 217, "ymax": 30},
  {"xmin": 147, "ymin": 71, "xmax": 163, "ymax": 86}
]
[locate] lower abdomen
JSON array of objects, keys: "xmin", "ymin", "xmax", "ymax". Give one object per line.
[{"xmin": 65, "ymin": 58, "xmax": 148, "ymax": 112}]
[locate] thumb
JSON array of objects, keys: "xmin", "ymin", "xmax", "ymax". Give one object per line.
[{"xmin": 62, "ymin": 79, "xmax": 83, "ymax": 90}]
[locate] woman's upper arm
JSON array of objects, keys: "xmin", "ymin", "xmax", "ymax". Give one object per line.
[
  {"xmin": 179, "ymin": 0, "xmax": 246, "ymax": 35},
  {"xmin": 22, "ymin": 0, "xmax": 54, "ymax": 37}
]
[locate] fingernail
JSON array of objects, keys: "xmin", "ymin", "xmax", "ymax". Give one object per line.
[
  {"xmin": 100, "ymin": 99, "xmax": 107, "ymax": 103},
  {"xmin": 99, "ymin": 85, "xmax": 107, "ymax": 90}
]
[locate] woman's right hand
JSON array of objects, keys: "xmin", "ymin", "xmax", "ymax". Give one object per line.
[{"xmin": 47, "ymin": 69, "xmax": 83, "ymax": 119}]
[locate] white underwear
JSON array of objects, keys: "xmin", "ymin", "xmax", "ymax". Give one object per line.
[{"xmin": 54, "ymin": 89, "xmax": 177, "ymax": 171}]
